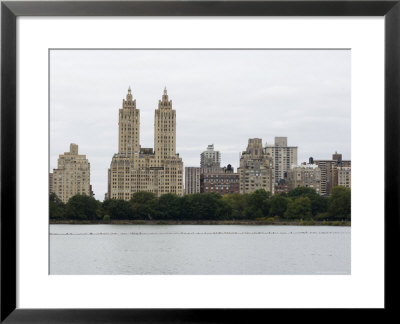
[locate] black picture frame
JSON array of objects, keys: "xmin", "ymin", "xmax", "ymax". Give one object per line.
[{"xmin": 1, "ymin": 0, "xmax": 399, "ymax": 322}]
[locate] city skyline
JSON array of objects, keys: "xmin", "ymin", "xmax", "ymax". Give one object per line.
[{"xmin": 50, "ymin": 49, "xmax": 351, "ymax": 200}]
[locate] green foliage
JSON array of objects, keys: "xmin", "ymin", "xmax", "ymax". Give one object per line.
[
  {"xmin": 284, "ymin": 196, "xmax": 312, "ymax": 220},
  {"xmin": 288, "ymin": 187, "xmax": 327, "ymax": 216},
  {"xmin": 65, "ymin": 194, "xmax": 100, "ymax": 220},
  {"xmin": 156, "ymin": 193, "xmax": 182, "ymax": 220},
  {"xmin": 102, "ymin": 199, "xmax": 133, "ymax": 220},
  {"xmin": 244, "ymin": 189, "xmax": 271, "ymax": 219},
  {"xmin": 328, "ymin": 186, "xmax": 351, "ymax": 220},
  {"xmin": 129, "ymin": 192, "xmax": 158, "ymax": 220},
  {"xmin": 49, "ymin": 193, "xmax": 66, "ymax": 219},
  {"xmin": 314, "ymin": 212, "xmax": 329, "ymax": 221},
  {"xmin": 183, "ymin": 192, "xmax": 226, "ymax": 220},
  {"xmin": 221, "ymin": 193, "xmax": 247, "ymax": 219},
  {"xmin": 49, "ymin": 186, "xmax": 350, "ymax": 222},
  {"xmin": 269, "ymin": 195, "xmax": 289, "ymax": 217}
]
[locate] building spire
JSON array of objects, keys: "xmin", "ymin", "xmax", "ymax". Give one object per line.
[
  {"xmin": 161, "ymin": 86, "xmax": 169, "ymax": 102},
  {"xmin": 126, "ymin": 86, "xmax": 133, "ymax": 101}
]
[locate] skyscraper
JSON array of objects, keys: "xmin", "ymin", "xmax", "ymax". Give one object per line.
[
  {"xmin": 108, "ymin": 87, "xmax": 184, "ymax": 200},
  {"xmin": 118, "ymin": 86, "xmax": 140, "ymax": 156},
  {"xmin": 52, "ymin": 143, "xmax": 91, "ymax": 203}
]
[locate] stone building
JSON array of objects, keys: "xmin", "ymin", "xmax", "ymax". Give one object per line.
[
  {"xmin": 287, "ymin": 163, "xmax": 322, "ymax": 195},
  {"xmin": 52, "ymin": 143, "xmax": 91, "ymax": 203},
  {"xmin": 264, "ymin": 137, "xmax": 298, "ymax": 183},
  {"xmin": 238, "ymin": 138, "xmax": 274, "ymax": 194},
  {"xmin": 200, "ymin": 164, "xmax": 239, "ymax": 195},
  {"xmin": 108, "ymin": 87, "xmax": 184, "ymax": 200},
  {"xmin": 185, "ymin": 167, "xmax": 201, "ymax": 194},
  {"xmin": 312, "ymin": 152, "xmax": 351, "ymax": 196}
]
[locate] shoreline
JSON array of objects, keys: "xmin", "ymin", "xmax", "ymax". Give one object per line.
[{"xmin": 50, "ymin": 219, "xmax": 351, "ymax": 226}]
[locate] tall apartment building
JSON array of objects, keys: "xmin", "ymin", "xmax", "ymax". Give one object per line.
[
  {"xmin": 337, "ymin": 166, "xmax": 351, "ymax": 188},
  {"xmin": 200, "ymin": 144, "xmax": 221, "ymax": 172},
  {"xmin": 238, "ymin": 138, "xmax": 274, "ymax": 194},
  {"xmin": 287, "ymin": 163, "xmax": 322, "ymax": 195},
  {"xmin": 264, "ymin": 137, "xmax": 298, "ymax": 183},
  {"xmin": 200, "ymin": 164, "xmax": 240, "ymax": 194},
  {"xmin": 108, "ymin": 87, "xmax": 184, "ymax": 200},
  {"xmin": 52, "ymin": 143, "xmax": 91, "ymax": 203},
  {"xmin": 185, "ymin": 167, "xmax": 201, "ymax": 194},
  {"xmin": 313, "ymin": 152, "xmax": 351, "ymax": 196}
]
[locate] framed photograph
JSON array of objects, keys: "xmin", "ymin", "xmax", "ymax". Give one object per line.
[{"xmin": 1, "ymin": 0, "xmax": 399, "ymax": 322}]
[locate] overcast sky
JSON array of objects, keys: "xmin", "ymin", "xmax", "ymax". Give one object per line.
[{"xmin": 50, "ymin": 49, "xmax": 351, "ymax": 200}]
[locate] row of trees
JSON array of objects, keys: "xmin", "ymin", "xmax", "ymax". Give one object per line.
[{"xmin": 50, "ymin": 186, "xmax": 351, "ymax": 222}]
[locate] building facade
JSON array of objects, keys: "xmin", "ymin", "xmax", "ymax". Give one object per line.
[
  {"xmin": 185, "ymin": 167, "xmax": 201, "ymax": 194},
  {"xmin": 274, "ymin": 180, "xmax": 289, "ymax": 195},
  {"xmin": 238, "ymin": 138, "xmax": 274, "ymax": 194},
  {"xmin": 200, "ymin": 144, "xmax": 221, "ymax": 172},
  {"xmin": 264, "ymin": 137, "xmax": 298, "ymax": 183},
  {"xmin": 337, "ymin": 166, "xmax": 351, "ymax": 188},
  {"xmin": 108, "ymin": 88, "xmax": 184, "ymax": 200},
  {"xmin": 52, "ymin": 143, "xmax": 91, "ymax": 203},
  {"xmin": 313, "ymin": 152, "xmax": 351, "ymax": 196},
  {"xmin": 49, "ymin": 172, "xmax": 53, "ymax": 194},
  {"xmin": 200, "ymin": 164, "xmax": 239, "ymax": 194},
  {"xmin": 287, "ymin": 163, "xmax": 322, "ymax": 195}
]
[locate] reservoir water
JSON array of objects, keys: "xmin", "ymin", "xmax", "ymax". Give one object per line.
[{"xmin": 50, "ymin": 224, "xmax": 350, "ymax": 275}]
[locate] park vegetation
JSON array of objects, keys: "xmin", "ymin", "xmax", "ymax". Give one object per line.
[{"xmin": 49, "ymin": 186, "xmax": 351, "ymax": 223}]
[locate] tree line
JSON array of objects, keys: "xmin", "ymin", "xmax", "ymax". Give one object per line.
[{"xmin": 50, "ymin": 186, "xmax": 350, "ymax": 222}]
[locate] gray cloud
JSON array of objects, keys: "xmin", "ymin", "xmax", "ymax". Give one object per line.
[{"xmin": 50, "ymin": 49, "xmax": 350, "ymax": 200}]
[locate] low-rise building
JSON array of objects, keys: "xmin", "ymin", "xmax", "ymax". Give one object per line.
[
  {"xmin": 200, "ymin": 164, "xmax": 239, "ymax": 194},
  {"xmin": 274, "ymin": 180, "xmax": 289, "ymax": 195}
]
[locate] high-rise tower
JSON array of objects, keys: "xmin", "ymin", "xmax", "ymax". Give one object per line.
[
  {"xmin": 154, "ymin": 87, "xmax": 176, "ymax": 161},
  {"xmin": 264, "ymin": 137, "xmax": 298, "ymax": 183},
  {"xmin": 118, "ymin": 87, "xmax": 140, "ymax": 156},
  {"xmin": 108, "ymin": 87, "xmax": 183, "ymax": 200}
]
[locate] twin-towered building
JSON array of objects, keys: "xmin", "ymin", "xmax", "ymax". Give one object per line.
[
  {"xmin": 107, "ymin": 87, "xmax": 184, "ymax": 200},
  {"xmin": 50, "ymin": 87, "xmax": 184, "ymax": 204},
  {"xmin": 51, "ymin": 88, "xmax": 349, "ymax": 202}
]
